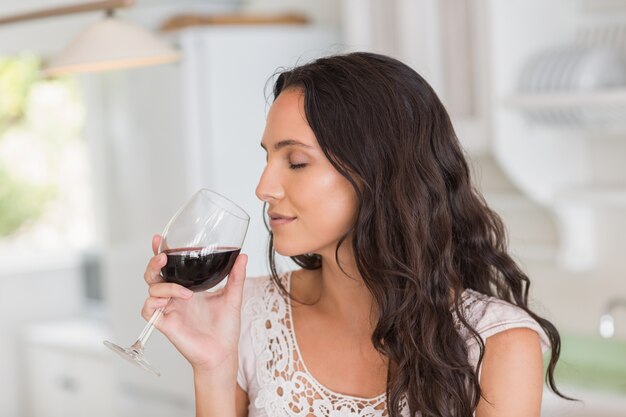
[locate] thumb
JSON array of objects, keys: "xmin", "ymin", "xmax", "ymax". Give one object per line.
[
  {"xmin": 224, "ymin": 253, "xmax": 248, "ymax": 305},
  {"xmin": 152, "ymin": 234, "xmax": 163, "ymax": 255}
]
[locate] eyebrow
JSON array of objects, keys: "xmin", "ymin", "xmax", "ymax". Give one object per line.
[{"xmin": 260, "ymin": 139, "xmax": 313, "ymax": 152}]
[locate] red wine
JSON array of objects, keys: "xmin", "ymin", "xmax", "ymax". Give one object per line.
[{"xmin": 160, "ymin": 246, "xmax": 240, "ymax": 292}]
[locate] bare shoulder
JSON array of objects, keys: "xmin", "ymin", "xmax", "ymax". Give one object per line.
[{"xmin": 476, "ymin": 328, "xmax": 544, "ymax": 417}]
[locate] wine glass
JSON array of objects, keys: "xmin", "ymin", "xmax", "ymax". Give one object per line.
[{"xmin": 103, "ymin": 188, "xmax": 250, "ymax": 376}]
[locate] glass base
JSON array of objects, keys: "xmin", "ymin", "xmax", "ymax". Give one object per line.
[{"xmin": 103, "ymin": 340, "xmax": 161, "ymax": 376}]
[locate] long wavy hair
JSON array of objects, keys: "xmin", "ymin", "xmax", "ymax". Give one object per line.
[{"xmin": 262, "ymin": 52, "xmax": 572, "ymax": 417}]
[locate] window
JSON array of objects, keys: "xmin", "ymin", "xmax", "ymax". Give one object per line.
[{"xmin": 0, "ymin": 52, "xmax": 94, "ymax": 257}]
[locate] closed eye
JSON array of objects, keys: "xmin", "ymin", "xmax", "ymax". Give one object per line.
[{"xmin": 289, "ymin": 163, "xmax": 307, "ymax": 170}]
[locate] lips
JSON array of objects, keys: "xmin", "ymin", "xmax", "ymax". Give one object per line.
[
  {"xmin": 268, "ymin": 211, "xmax": 296, "ymax": 227},
  {"xmin": 268, "ymin": 211, "xmax": 296, "ymax": 221}
]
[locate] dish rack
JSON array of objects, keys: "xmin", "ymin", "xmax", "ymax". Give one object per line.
[{"xmin": 506, "ymin": 21, "xmax": 626, "ymax": 129}]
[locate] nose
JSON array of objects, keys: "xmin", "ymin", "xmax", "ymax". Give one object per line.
[{"xmin": 255, "ymin": 164, "xmax": 284, "ymax": 203}]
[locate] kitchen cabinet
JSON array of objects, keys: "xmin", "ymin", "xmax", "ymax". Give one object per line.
[
  {"xmin": 0, "ymin": 256, "xmax": 83, "ymax": 417},
  {"xmin": 21, "ymin": 319, "xmax": 114, "ymax": 417}
]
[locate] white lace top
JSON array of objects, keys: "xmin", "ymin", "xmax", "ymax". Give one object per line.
[{"xmin": 236, "ymin": 271, "xmax": 550, "ymax": 417}]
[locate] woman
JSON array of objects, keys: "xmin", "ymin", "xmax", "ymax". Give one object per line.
[{"xmin": 141, "ymin": 52, "xmax": 571, "ymax": 417}]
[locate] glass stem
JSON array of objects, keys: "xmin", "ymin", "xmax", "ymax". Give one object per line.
[{"xmin": 130, "ymin": 298, "xmax": 172, "ymax": 353}]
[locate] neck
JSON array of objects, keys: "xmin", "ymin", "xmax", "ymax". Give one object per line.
[{"xmin": 296, "ymin": 242, "xmax": 378, "ymax": 333}]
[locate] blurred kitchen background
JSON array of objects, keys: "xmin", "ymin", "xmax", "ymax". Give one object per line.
[{"xmin": 0, "ymin": 0, "xmax": 625, "ymax": 416}]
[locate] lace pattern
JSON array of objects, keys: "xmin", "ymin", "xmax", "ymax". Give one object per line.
[
  {"xmin": 452, "ymin": 289, "xmax": 490, "ymax": 343},
  {"xmin": 245, "ymin": 272, "xmax": 410, "ymax": 417}
]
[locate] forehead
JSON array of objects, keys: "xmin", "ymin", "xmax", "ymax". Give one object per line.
[
  {"xmin": 267, "ymin": 89, "xmax": 308, "ymax": 129},
  {"xmin": 262, "ymin": 89, "xmax": 318, "ymax": 149}
]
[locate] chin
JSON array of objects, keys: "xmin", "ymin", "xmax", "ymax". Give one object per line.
[
  {"xmin": 272, "ymin": 238, "xmax": 315, "ymax": 258},
  {"xmin": 273, "ymin": 245, "xmax": 304, "ymax": 258}
]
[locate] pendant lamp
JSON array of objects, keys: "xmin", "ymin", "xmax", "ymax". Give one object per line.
[
  {"xmin": 0, "ymin": 1, "xmax": 180, "ymax": 76},
  {"xmin": 43, "ymin": 10, "xmax": 180, "ymax": 76}
]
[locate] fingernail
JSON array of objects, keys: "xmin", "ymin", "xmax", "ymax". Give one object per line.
[
  {"xmin": 180, "ymin": 287, "xmax": 193, "ymax": 297},
  {"xmin": 159, "ymin": 253, "xmax": 167, "ymax": 262}
]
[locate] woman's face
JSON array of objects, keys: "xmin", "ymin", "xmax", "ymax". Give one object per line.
[{"xmin": 255, "ymin": 88, "xmax": 357, "ymax": 257}]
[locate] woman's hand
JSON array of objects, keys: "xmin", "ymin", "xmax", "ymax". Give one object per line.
[{"xmin": 141, "ymin": 234, "xmax": 248, "ymax": 375}]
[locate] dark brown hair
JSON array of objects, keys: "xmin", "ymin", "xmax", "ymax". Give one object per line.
[{"xmin": 263, "ymin": 52, "xmax": 572, "ymax": 417}]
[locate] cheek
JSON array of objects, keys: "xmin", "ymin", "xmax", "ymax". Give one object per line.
[
  {"xmin": 271, "ymin": 166, "xmax": 358, "ymax": 257},
  {"xmin": 294, "ymin": 169, "xmax": 357, "ymax": 237}
]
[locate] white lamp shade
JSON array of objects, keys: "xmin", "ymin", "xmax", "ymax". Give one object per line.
[{"xmin": 43, "ymin": 16, "xmax": 180, "ymax": 76}]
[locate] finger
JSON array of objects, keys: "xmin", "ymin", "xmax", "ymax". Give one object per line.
[
  {"xmin": 152, "ymin": 234, "xmax": 163, "ymax": 256},
  {"xmin": 144, "ymin": 253, "xmax": 167, "ymax": 284},
  {"xmin": 224, "ymin": 253, "xmax": 248, "ymax": 305},
  {"xmin": 149, "ymin": 282, "xmax": 194, "ymax": 299},
  {"xmin": 141, "ymin": 297, "xmax": 170, "ymax": 321}
]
